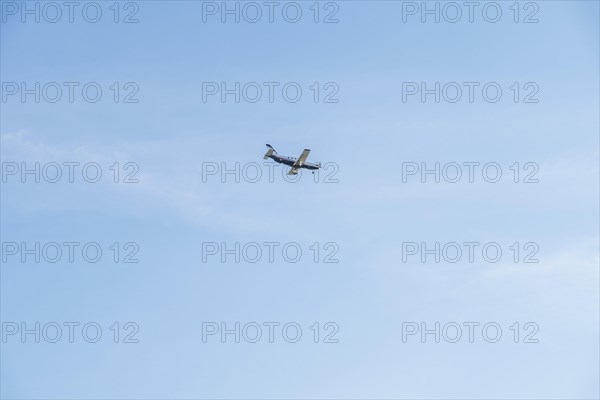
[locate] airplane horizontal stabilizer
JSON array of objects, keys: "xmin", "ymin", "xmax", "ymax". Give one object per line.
[{"xmin": 264, "ymin": 148, "xmax": 274, "ymax": 159}]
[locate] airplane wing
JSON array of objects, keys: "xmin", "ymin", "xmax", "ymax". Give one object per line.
[
  {"xmin": 288, "ymin": 167, "xmax": 299, "ymax": 175},
  {"xmin": 292, "ymin": 149, "xmax": 310, "ymax": 168}
]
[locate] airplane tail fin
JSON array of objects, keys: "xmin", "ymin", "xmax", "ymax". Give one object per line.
[{"xmin": 264, "ymin": 144, "xmax": 276, "ymax": 160}]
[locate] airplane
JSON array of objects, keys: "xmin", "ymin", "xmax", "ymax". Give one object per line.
[{"xmin": 263, "ymin": 144, "xmax": 321, "ymax": 175}]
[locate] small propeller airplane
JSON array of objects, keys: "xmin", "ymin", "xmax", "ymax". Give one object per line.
[{"xmin": 263, "ymin": 144, "xmax": 321, "ymax": 175}]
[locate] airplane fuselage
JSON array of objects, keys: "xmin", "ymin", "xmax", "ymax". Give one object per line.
[
  {"xmin": 268, "ymin": 153, "xmax": 320, "ymax": 170},
  {"xmin": 263, "ymin": 144, "xmax": 320, "ymax": 175}
]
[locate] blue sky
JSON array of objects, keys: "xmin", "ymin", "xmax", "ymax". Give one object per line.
[{"xmin": 1, "ymin": 1, "xmax": 599, "ymax": 399}]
